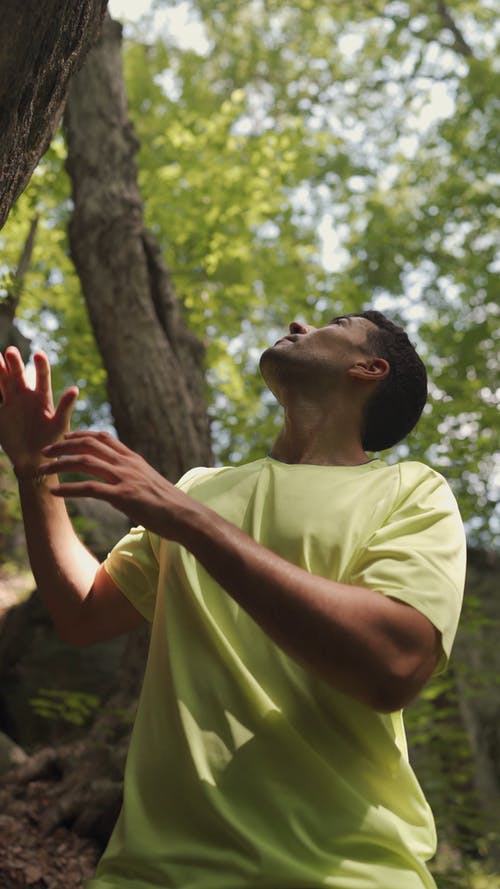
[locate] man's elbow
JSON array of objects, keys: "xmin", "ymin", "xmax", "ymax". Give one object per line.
[
  {"xmin": 371, "ymin": 682, "xmax": 418, "ymax": 714},
  {"xmin": 52, "ymin": 602, "xmax": 102, "ymax": 647},
  {"xmin": 54, "ymin": 618, "xmax": 96, "ymax": 647},
  {"xmin": 373, "ymin": 652, "xmax": 440, "ymax": 713}
]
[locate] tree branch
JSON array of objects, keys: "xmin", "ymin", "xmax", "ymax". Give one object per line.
[
  {"xmin": 436, "ymin": 0, "xmax": 474, "ymax": 58},
  {"xmin": 0, "ymin": 215, "xmax": 38, "ymax": 359},
  {"xmin": 6, "ymin": 215, "xmax": 39, "ymax": 318}
]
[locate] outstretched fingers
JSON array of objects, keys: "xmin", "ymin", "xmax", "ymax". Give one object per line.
[
  {"xmin": 53, "ymin": 386, "xmax": 79, "ymax": 432},
  {"xmin": 1, "ymin": 347, "xmax": 28, "ymax": 395},
  {"xmin": 38, "ymin": 453, "xmax": 120, "ymax": 485},
  {"xmin": 33, "ymin": 351, "xmax": 54, "ymax": 408},
  {"xmin": 62, "ymin": 430, "xmax": 133, "ymax": 456},
  {"xmin": 49, "ymin": 480, "xmax": 119, "ymax": 501},
  {"xmin": 43, "ymin": 431, "xmax": 127, "ymax": 464}
]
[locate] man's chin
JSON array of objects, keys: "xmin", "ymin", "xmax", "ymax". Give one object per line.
[
  {"xmin": 260, "ymin": 340, "xmax": 293, "ymax": 364},
  {"xmin": 258, "ymin": 347, "xmax": 278, "ymax": 384},
  {"xmin": 259, "ymin": 345, "xmax": 280, "ymax": 373},
  {"xmin": 258, "ymin": 347, "xmax": 291, "ymax": 403}
]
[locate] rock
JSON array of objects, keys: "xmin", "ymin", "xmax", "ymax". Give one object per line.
[
  {"xmin": 0, "ymin": 730, "xmax": 27, "ymax": 775},
  {"xmin": 0, "ymin": 592, "xmax": 128, "ymax": 750}
]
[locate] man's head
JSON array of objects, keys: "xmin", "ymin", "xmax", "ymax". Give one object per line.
[
  {"xmin": 353, "ymin": 310, "xmax": 427, "ymax": 451},
  {"xmin": 259, "ymin": 309, "xmax": 427, "ymax": 452}
]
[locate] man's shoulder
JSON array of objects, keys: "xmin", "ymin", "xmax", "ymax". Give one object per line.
[
  {"xmin": 366, "ymin": 458, "xmax": 448, "ymax": 491},
  {"xmin": 175, "ymin": 458, "xmax": 266, "ymax": 492},
  {"xmin": 389, "ymin": 460, "xmax": 460, "ymax": 519},
  {"xmin": 175, "ymin": 465, "xmax": 225, "ymax": 491},
  {"xmin": 396, "ymin": 459, "xmax": 452, "ymax": 489}
]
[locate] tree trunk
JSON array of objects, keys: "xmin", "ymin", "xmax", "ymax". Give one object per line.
[
  {"xmin": 63, "ymin": 14, "xmax": 212, "ymax": 480},
  {"xmin": 0, "ymin": 0, "xmax": 108, "ymax": 230},
  {"xmin": 2, "ymin": 11, "xmax": 214, "ymax": 851}
]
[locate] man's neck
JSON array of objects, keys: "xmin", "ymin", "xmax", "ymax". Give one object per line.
[{"xmin": 270, "ymin": 409, "xmax": 371, "ymax": 467}]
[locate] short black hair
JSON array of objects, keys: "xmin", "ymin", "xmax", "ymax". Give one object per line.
[{"xmin": 353, "ymin": 310, "xmax": 428, "ymax": 451}]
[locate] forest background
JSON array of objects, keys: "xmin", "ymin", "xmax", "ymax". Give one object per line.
[{"xmin": 0, "ymin": 1, "xmax": 499, "ymax": 887}]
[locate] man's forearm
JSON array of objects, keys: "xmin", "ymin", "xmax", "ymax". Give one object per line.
[
  {"xmin": 18, "ymin": 475, "xmax": 99, "ymax": 641},
  {"xmin": 178, "ymin": 499, "xmax": 437, "ymax": 712}
]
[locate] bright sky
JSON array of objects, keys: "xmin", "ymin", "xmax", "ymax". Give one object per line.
[
  {"xmin": 108, "ymin": 0, "xmax": 155, "ymax": 18},
  {"xmin": 108, "ymin": 0, "xmax": 152, "ymax": 15},
  {"xmin": 109, "ymin": 0, "xmax": 210, "ymax": 51}
]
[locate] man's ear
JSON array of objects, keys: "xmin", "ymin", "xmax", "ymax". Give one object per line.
[{"xmin": 348, "ymin": 358, "xmax": 390, "ymax": 382}]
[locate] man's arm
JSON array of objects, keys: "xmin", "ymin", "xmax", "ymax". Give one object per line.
[
  {"xmin": 40, "ymin": 431, "xmax": 442, "ymax": 712},
  {"xmin": 0, "ymin": 348, "xmax": 144, "ymax": 644},
  {"xmin": 19, "ymin": 477, "xmax": 144, "ymax": 645},
  {"xmin": 179, "ymin": 507, "xmax": 440, "ymax": 713}
]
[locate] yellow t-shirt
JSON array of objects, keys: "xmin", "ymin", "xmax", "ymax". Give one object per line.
[{"xmin": 86, "ymin": 456, "xmax": 466, "ymax": 889}]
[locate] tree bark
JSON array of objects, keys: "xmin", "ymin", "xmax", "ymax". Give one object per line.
[
  {"xmin": 0, "ymin": 0, "xmax": 108, "ymax": 230},
  {"xmin": 63, "ymin": 14, "xmax": 212, "ymax": 481}
]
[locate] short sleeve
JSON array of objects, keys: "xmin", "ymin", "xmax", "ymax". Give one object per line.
[
  {"xmin": 103, "ymin": 467, "xmax": 216, "ymax": 621},
  {"xmin": 175, "ymin": 465, "xmax": 220, "ymax": 492},
  {"xmin": 348, "ymin": 464, "xmax": 466, "ymax": 667},
  {"xmin": 104, "ymin": 527, "xmax": 161, "ymax": 622}
]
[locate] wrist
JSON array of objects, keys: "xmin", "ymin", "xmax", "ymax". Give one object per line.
[
  {"xmin": 174, "ymin": 497, "xmax": 215, "ymax": 550},
  {"xmin": 13, "ymin": 465, "xmax": 49, "ymax": 486},
  {"xmin": 12, "ymin": 457, "xmax": 53, "ymax": 486}
]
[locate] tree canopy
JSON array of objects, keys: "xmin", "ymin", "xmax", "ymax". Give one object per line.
[{"xmin": 0, "ymin": 0, "xmax": 498, "ymax": 546}]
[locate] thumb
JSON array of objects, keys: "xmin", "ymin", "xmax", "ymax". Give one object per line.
[{"xmin": 53, "ymin": 386, "xmax": 79, "ymax": 433}]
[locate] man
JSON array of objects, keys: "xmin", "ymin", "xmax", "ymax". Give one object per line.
[{"xmin": 0, "ymin": 310, "xmax": 466, "ymax": 889}]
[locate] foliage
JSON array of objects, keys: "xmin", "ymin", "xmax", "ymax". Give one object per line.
[
  {"xmin": 433, "ymin": 868, "xmax": 500, "ymax": 889},
  {"xmin": 406, "ymin": 670, "xmax": 484, "ymax": 855},
  {"xmin": 29, "ymin": 688, "xmax": 134, "ymax": 728},
  {"xmin": 0, "ymin": 141, "xmax": 110, "ymax": 428},
  {"xmin": 136, "ymin": 0, "xmax": 499, "ymax": 546},
  {"xmin": 0, "ymin": 451, "xmax": 26, "ymax": 565},
  {"xmin": 29, "ymin": 689, "xmax": 101, "ymax": 726},
  {"xmin": 0, "ymin": 0, "xmax": 497, "ymax": 544},
  {"xmin": 406, "ymin": 551, "xmax": 500, "ymax": 871}
]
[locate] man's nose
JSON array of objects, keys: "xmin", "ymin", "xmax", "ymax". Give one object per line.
[{"xmin": 289, "ymin": 321, "xmax": 315, "ymax": 335}]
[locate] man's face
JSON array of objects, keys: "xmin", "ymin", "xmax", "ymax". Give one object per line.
[{"xmin": 259, "ymin": 314, "xmax": 380, "ymax": 399}]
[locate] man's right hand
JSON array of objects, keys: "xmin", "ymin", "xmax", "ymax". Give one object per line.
[{"xmin": 0, "ymin": 347, "xmax": 78, "ymax": 478}]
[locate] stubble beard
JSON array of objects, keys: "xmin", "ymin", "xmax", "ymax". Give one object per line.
[{"xmin": 259, "ymin": 344, "xmax": 340, "ymax": 403}]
